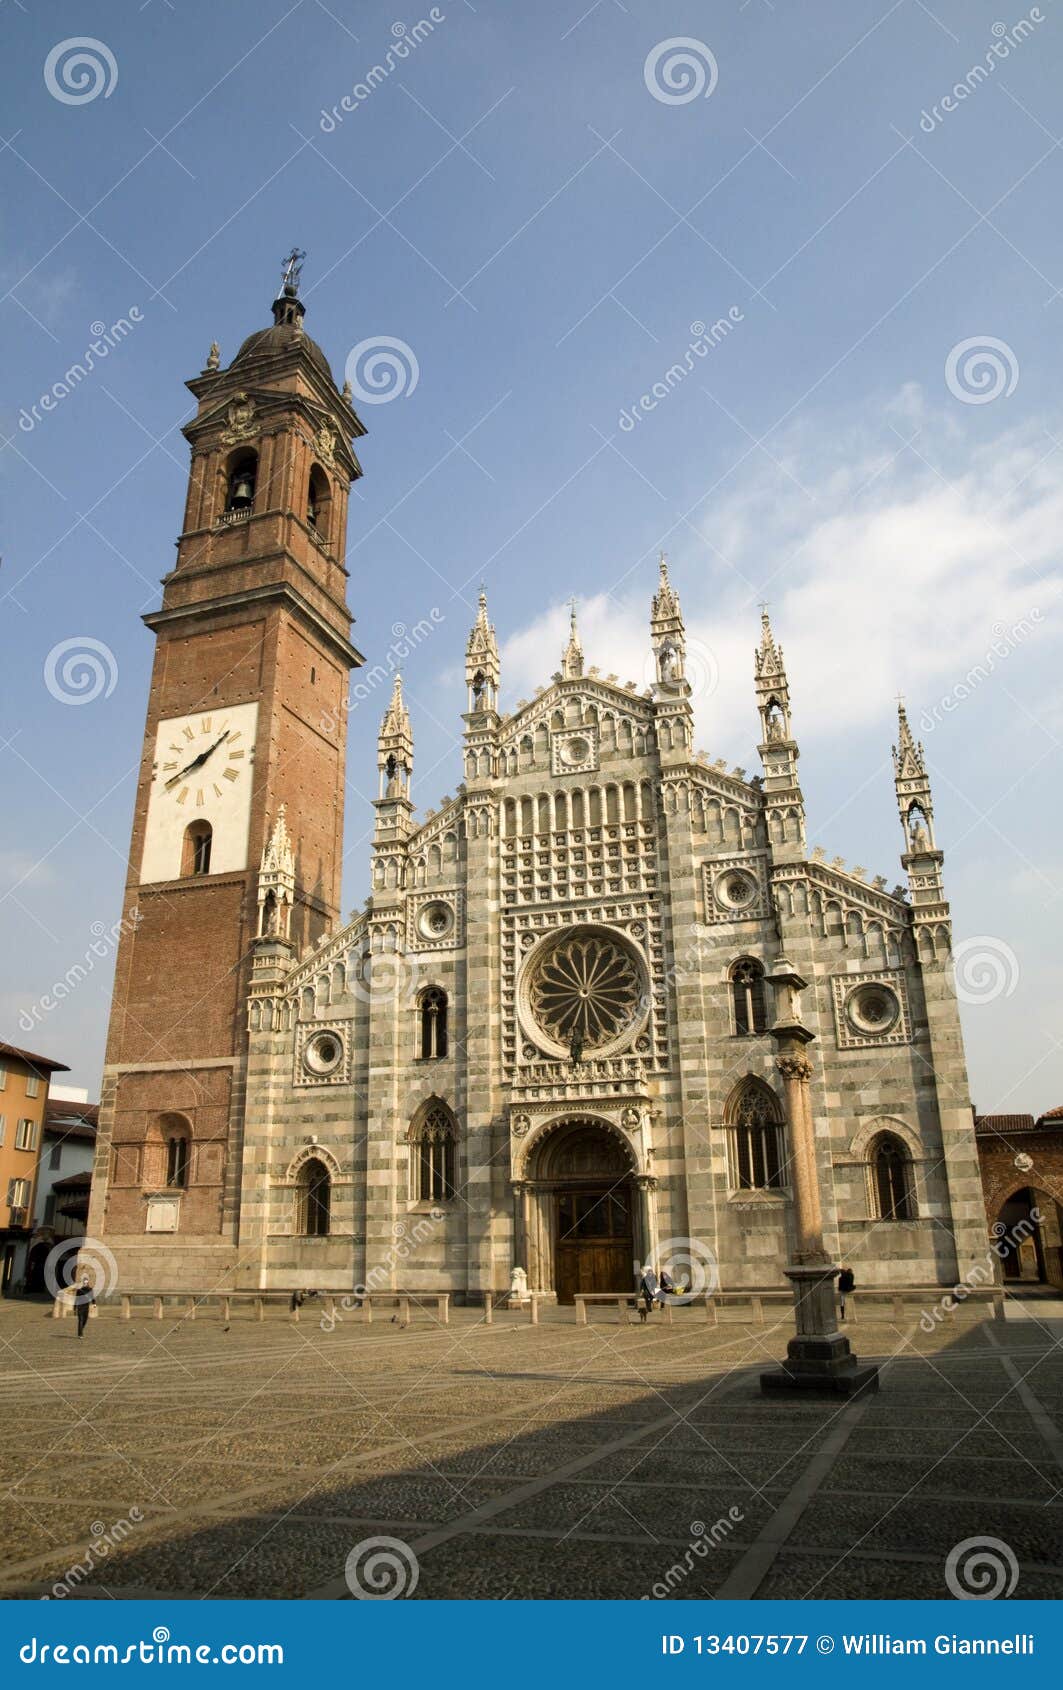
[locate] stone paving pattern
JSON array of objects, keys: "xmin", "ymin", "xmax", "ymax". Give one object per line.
[{"xmin": 0, "ymin": 1298, "xmax": 1061, "ymax": 1601}]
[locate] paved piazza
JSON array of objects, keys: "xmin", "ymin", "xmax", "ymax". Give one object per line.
[{"xmin": 1, "ymin": 1299, "xmax": 1061, "ymax": 1601}]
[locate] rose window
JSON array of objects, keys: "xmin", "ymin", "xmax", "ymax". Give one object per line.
[{"xmin": 522, "ymin": 927, "xmax": 646, "ymax": 1057}]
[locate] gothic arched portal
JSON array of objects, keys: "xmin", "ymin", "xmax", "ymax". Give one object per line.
[{"xmin": 522, "ymin": 1118, "xmax": 641, "ymax": 1303}]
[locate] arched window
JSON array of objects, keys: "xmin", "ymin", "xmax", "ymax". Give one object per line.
[
  {"xmin": 224, "ymin": 449, "xmax": 257, "ymax": 516},
  {"xmin": 725, "ymin": 1077, "xmax": 786, "ymax": 1191},
  {"xmin": 409, "ymin": 1104, "xmax": 456, "ymax": 1203},
  {"xmin": 730, "ymin": 958, "xmax": 767, "ymax": 1035},
  {"xmin": 307, "ymin": 463, "xmax": 330, "ymax": 542},
  {"xmin": 418, "ymin": 987, "xmax": 448, "ymax": 1060},
  {"xmin": 166, "ymin": 1132, "xmax": 189, "ymax": 1189},
  {"xmin": 300, "ymin": 1157, "xmax": 331, "ymax": 1237},
  {"xmin": 872, "ymin": 1134, "xmax": 915, "ymax": 1220},
  {"xmin": 181, "ymin": 820, "xmax": 212, "ymax": 877}
]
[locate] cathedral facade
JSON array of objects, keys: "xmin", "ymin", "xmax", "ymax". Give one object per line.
[{"xmin": 87, "ymin": 281, "xmax": 989, "ymax": 1300}]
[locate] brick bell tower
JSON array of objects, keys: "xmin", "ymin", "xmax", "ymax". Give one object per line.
[{"xmin": 87, "ymin": 253, "xmax": 365, "ymax": 1287}]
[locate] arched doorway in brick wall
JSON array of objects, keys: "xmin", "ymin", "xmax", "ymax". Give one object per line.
[{"xmin": 993, "ymin": 1187, "xmax": 1063, "ymax": 1288}]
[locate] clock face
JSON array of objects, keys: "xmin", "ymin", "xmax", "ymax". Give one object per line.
[
  {"xmin": 140, "ymin": 702, "xmax": 258, "ymax": 884},
  {"xmin": 157, "ymin": 714, "xmax": 249, "ymax": 812}
]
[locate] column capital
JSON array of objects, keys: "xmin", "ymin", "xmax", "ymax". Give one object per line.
[{"xmin": 776, "ymin": 1053, "xmax": 814, "ymax": 1083}]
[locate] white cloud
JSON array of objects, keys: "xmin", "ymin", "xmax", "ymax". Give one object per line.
[{"xmin": 500, "ymin": 393, "xmax": 1061, "ymax": 761}]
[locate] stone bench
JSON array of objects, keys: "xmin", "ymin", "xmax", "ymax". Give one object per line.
[{"xmin": 52, "ymin": 1290, "xmax": 451, "ymax": 1327}]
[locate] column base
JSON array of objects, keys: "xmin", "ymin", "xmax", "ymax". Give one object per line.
[
  {"xmin": 760, "ymin": 1344, "xmax": 880, "ymax": 1398},
  {"xmin": 760, "ymin": 1262, "xmax": 879, "ymax": 1396}
]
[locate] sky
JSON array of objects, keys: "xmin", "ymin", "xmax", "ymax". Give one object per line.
[{"xmin": 1, "ymin": 0, "xmax": 1060, "ymax": 1113}]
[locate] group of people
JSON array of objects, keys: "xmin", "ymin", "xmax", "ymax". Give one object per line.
[{"xmin": 637, "ymin": 1264, "xmax": 683, "ymax": 1321}]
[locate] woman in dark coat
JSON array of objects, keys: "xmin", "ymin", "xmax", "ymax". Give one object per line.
[{"xmin": 73, "ymin": 1275, "xmax": 95, "ymax": 1338}]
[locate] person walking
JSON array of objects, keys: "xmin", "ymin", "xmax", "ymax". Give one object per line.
[
  {"xmin": 73, "ymin": 1274, "xmax": 95, "ymax": 1339},
  {"xmin": 837, "ymin": 1265, "xmax": 855, "ymax": 1322}
]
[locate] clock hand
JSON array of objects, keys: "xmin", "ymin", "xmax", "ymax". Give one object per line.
[{"xmin": 164, "ymin": 729, "xmax": 231, "ymax": 790}]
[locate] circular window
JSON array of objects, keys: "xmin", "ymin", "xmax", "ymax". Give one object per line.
[
  {"xmin": 417, "ymin": 901, "xmax": 454, "ymax": 940},
  {"xmin": 304, "ymin": 1031, "xmax": 344, "ymax": 1076},
  {"xmin": 845, "ymin": 984, "xmax": 900, "ymax": 1036},
  {"xmin": 518, "ymin": 925, "xmax": 648, "ymax": 1059},
  {"xmin": 560, "ymin": 735, "xmax": 591, "ymax": 767},
  {"xmin": 715, "ymin": 869, "xmax": 757, "ymax": 911}
]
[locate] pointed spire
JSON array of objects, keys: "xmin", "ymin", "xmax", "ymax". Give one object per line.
[
  {"xmin": 257, "ymin": 805, "xmax": 297, "ymax": 942},
  {"xmin": 755, "ymin": 604, "xmax": 784, "ymax": 678},
  {"xmin": 381, "ymin": 672, "xmax": 410, "ymax": 738},
  {"xmin": 260, "ymin": 804, "xmax": 294, "ymax": 876},
  {"xmin": 892, "ymin": 701, "xmax": 926, "ymax": 781},
  {"xmin": 561, "ymin": 599, "xmax": 584, "ymax": 678},
  {"xmin": 465, "ymin": 586, "xmax": 500, "ymax": 712},
  {"xmin": 652, "ymin": 552, "xmax": 681, "ymax": 620}
]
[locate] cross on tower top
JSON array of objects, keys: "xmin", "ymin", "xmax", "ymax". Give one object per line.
[{"xmin": 281, "ymin": 247, "xmax": 306, "ymax": 294}]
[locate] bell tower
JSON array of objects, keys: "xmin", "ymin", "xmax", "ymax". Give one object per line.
[{"xmin": 88, "ymin": 255, "xmax": 367, "ymax": 1284}]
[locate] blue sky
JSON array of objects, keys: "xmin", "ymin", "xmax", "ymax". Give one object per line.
[{"xmin": 1, "ymin": 0, "xmax": 1060, "ymax": 1112}]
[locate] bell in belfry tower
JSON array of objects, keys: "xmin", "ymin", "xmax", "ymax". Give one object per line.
[{"xmin": 228, "ymin": 465, "xmax": 255, "ymax": 510}]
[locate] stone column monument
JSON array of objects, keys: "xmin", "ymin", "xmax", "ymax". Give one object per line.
[{"xmin": 760, "ymin": 956, "xmax": 879, "ymax": 1397}]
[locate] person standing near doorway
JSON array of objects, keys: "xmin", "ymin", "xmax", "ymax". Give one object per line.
[
  {"xmin": 837, "ymin": 1265, "xmax": 855, "ymax": 1322},
  {"xmin": 73, "ymin": 1274, "xmax": 95, "ymax": 1338}
]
